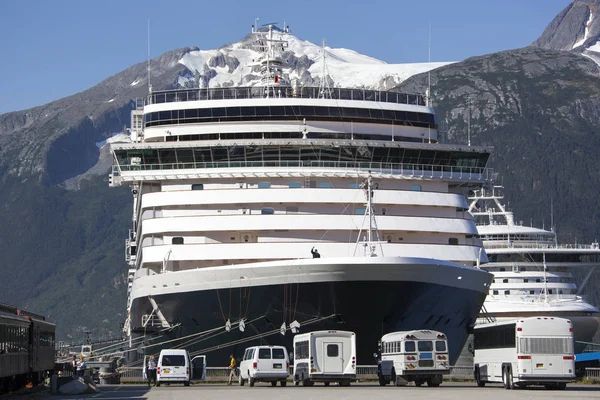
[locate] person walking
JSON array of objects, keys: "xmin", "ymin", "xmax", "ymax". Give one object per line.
[
  {"xmin": 227, "ymin": 354, "xmax": 237, "ymax": 385},
  {"xmin": 147, "ymin": 355, "xmax": 157, "ymax": 386}
]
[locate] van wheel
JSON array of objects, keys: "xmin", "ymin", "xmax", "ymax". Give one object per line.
[
  {"xmin": 556, "ymin": 383, "xmax": 566, "ymax": 390},
  {"xmin": 156, "ymin": 381, "xmax": 161, "ymax": 387},
  {"xmin": 239, "ymin": 375, "xmax": 244, "ymax": 386},
  {"xmin": 280, "ymin": 380, "xmax": 287, "ymax": 387},
  {"xmin": 249, "ymin": 377, "xmax": 255, "ymax": 387},
  {"xmin": 271, "ymin": 381, "xmax": 277, "ymax": 387},
  {"xmin": 184, "ymin": 380, "xmax": 190, "ymax": 387},
  {"xmin": 324, "ymin": 382, "xmax": 330, "ymax": 386},
  {"xmin": 415, "ymin": 380, "xmax": 423, "ymax": 387},
  {"xmin": 341, "ymin": 380, "xmax": 351, "ymax": 387}
]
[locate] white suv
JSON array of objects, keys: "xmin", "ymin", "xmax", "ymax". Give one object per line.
[{"xmin": 239, "ymin": 345, "xmax": 289, "ymax": 387}]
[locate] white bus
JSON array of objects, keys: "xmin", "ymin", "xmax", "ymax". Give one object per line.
[
  {"xmin": 292, "ymin": 330, "xmax": 356, "ymax": 386},
  {"xmin": 473, "ymin": 317, "xmax": 575, "ymax": 390},
  {"xmin": 377, "ymin": 330, "xmax": 450, "ymax": 387}
]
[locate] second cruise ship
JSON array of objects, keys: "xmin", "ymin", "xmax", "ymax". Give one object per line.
[
  {"xmin": 109, "ymin": 24, "xmax": 494, "ymax": 364},
  {"xmin": 469, "ymin": 185, "xmax": 600, "ymax": 352}
]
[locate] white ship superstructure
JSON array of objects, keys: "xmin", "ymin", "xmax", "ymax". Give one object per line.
[
  {"xmin": 109, "ymin": 24, "xmax": 494, "ymax": 364},
  {"xmin": 469, "ymin": 185, "xmax": 600, "ymax": 352}
]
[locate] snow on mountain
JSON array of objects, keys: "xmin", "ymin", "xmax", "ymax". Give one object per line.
[
  {"xmin": 532, "ymin": 0, "xmax": 600, "ymax": 65},
  {"xmin": 178, "ymin": 28, "xmax": 452, "ymax": 91}
]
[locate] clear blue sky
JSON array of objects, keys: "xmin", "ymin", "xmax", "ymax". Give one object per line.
[{"xmin": 0, "ymin": 0, "xmax": 571, "ymax": 114}]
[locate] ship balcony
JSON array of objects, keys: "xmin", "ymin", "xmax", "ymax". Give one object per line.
[
  {"xmin": 111, "ymin": 160, "xmax": 494, "ymax": 185},
  {"xmin": 125, "ymin": 238, "xmax": 137, "ymax": 263},
  {"xmin": 145, "ymin": 86, "xmax": 426, "ymax": 107}
]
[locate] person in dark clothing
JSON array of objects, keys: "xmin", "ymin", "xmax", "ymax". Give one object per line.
[{"xmin": 311, "ymin": 247, "xmax": 320, "ymax": 258}]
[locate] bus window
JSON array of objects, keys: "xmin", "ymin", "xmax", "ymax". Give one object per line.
[
  {"xmin": 418, "ymin": 341, "xmax": 433, "ymax": 351},
  {"xmin": 435, "ymin": 341, "xmax": 447, "ymax": 352},
  {"xmin": 405, "ymin": 341, "xmax": 415, "ymax": 352}
]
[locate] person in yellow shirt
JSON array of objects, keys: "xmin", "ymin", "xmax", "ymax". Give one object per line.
[{"xmin": 227, "ymin": 354, "xmax": 237, "ymax": 385}]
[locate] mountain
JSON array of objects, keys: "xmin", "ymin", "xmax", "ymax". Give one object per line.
[
  {"xmin": 532, "ymin": 0, "xmax": 600, "ymax": 64},
  {"xmin": 0, "ymin": 19, "xmax": 599, "ymax": 343}
]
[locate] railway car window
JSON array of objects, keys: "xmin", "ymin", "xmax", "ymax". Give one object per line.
[
  {"xmin": 435, "ymin": 340, "xmax": 447, "ymax": 352},
  {"xmin": 258, "ymin": 348, "xmax": 271, "ymax": 359},
  {"xmin": 272, "ymin": 348, "xmax": 285, "ymax": 359},
  {"xmin": 405, "ymin": 341, "xmax": 415, "ymax": 352},
  {"xmin": 418, "ymin": 341, "xmax": 433, "ymax": 351},
  {"xmin": 327, "ymin": 344, "xmax": 339, "ymax": 357}
]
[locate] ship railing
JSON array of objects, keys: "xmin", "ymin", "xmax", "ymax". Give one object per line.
[
  {"xmin": 483, "ymin": 241, "xmax": 600, "ymax": 250},
  {"xmin": 113, "ymin": 161, "xmax": 493, "ymax": 182},
  {"xmin": 146, "ymin": 86, "xmax": 425, "ymax": 107}
]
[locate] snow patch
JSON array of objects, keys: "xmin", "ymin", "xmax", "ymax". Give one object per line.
[
  {"xmin": 106, "ymin": 98, "xmax": 115, "ymax": 103},
  {"xmin": 587, "ymin": 40, "xmax": 600, "ymax": 52},
  {"xmin": 178, "ymin": 32, "xmax": 453, "ymax": 90},
  {"xmin": 573, "ymin": 11, "xmax": 593, "ymax": 49},
  {"xmin": 130, "ymin": 79, "xmax": 141, "ymax": 86}
]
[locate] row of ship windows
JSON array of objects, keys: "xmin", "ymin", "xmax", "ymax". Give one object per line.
[
  {"xmin": 164, "ymin": 132, "xmax": 429, "ymax": 143},
  {"xmin": 144, "ymin": 106, "xmax": 436, "ymax": 127},
  {"xmin": 491, "ymin": 289, "xmax": 576, "ymax": 295},
  {"xmin": 190, "ymin": 182, "xmax": 422, "ymax": 190},
  {"xmin": 168, "ymin": 236, "xmax": 462, "ymax": 245},
  {"xmin": 493, "ymin": 278, "xmax": 572, "ymax": 283}
]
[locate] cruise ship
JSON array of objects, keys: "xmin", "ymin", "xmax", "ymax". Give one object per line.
[
  {"xmin": 469, "ymin": 185, "xmax": 600, "ymax": 352},
  {"xmin": 109, "ymin": 24, "xmax": 494, "ymax": 364}
]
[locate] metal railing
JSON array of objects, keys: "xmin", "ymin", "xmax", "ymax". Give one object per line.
[
  {"xmin": 146, "ymin": 87, "xmax": 425, "ymax": 107},
  {"xmin": 114, "ymin": 160, "xmax": 493, "ymax": 182},
  {"xmin": 118, "ymin": 365, "xmax": 477, "ymax": 383},
  {"xmin": 586, "ymin": 367, "xmax": 600, "ymax": 381}
]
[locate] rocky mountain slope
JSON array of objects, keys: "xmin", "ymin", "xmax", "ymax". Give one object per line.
[
  {"xmin": 532, "ymin": 0, "xmax": 600, "ymax": 64},
  {"xmin": 0, "ymin": 20, "xmax": 599, "ymax": 341}
]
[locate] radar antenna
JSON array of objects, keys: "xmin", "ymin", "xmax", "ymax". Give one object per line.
[
  {"xmin": 147, "ymin": 19, "xmax": 152, "ymax": 94},
  {"xmin": 319, "ymin": 40, "xmax": 332, "ymax": 99}
]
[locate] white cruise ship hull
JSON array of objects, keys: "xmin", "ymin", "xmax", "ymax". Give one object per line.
[
  {"xmin": 481, "ymin": 300, "xmax": 600, "ymax": 353},
  {"xmin": 129, "ymin": 256, "xmax": 492, "ymax": 364}
]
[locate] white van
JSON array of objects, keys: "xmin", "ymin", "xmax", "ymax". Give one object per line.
[
  {"xmin": 145, "ymin": 352, "xmax": 206, "ymax": 385},
  {"xmin": 239, "ymin": 345, "xmax": 290, "ymax": 387},
  {"xmin": 156, "ymin": 349, "xmax": 191, "ymax": 387},
  {"xmin": 293, "ymin": 330, "xmax": 356, "ymax": 386}
]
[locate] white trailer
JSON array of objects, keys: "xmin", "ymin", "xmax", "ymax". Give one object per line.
[{"xmin": 292, "ymin": 330, "xmax": 356, "ymax": 386}]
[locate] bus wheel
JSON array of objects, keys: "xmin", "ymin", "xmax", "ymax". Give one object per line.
[
  {"xmin": 502, "ymin": 368, "xmax": 512, "ymax": 390},
  {"xmin": 271, "ymin": 381, "xmax": 277, "ymax": 387},
  {"xmin": 507, "ymin": 369, "xmax": 514, "ymax": 390},
  {"xmin": 294, "ymin": 380, "xmax": 299, "ymax": 386},
  {"xmin": 556, "ymin": 383, "xmax": 566, "ymax": 390},
  {"xmin": 426, "ymin": 377, "xmax": 440, "ymax": 387},
  {"xmin": 378, "ymin": 376, "xmax": 387, "ymax": 386},
  {"xmin": 415, "ymin": 380, "xmax": 423, "ymax": 387},
  {"xmin": 324, "ymin": 382, "xmax": 330, "ymax": 386},
  {"xmin": 475, "ymin": 368, "xmax": 485, "ymax": 387},
  {"xmin": 280, "ymin": 380, "xmax": 287, "ymax": 387},
  {"xmin": 391, "ymin": 369, "xmax": 398, "ymax": 386}
]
